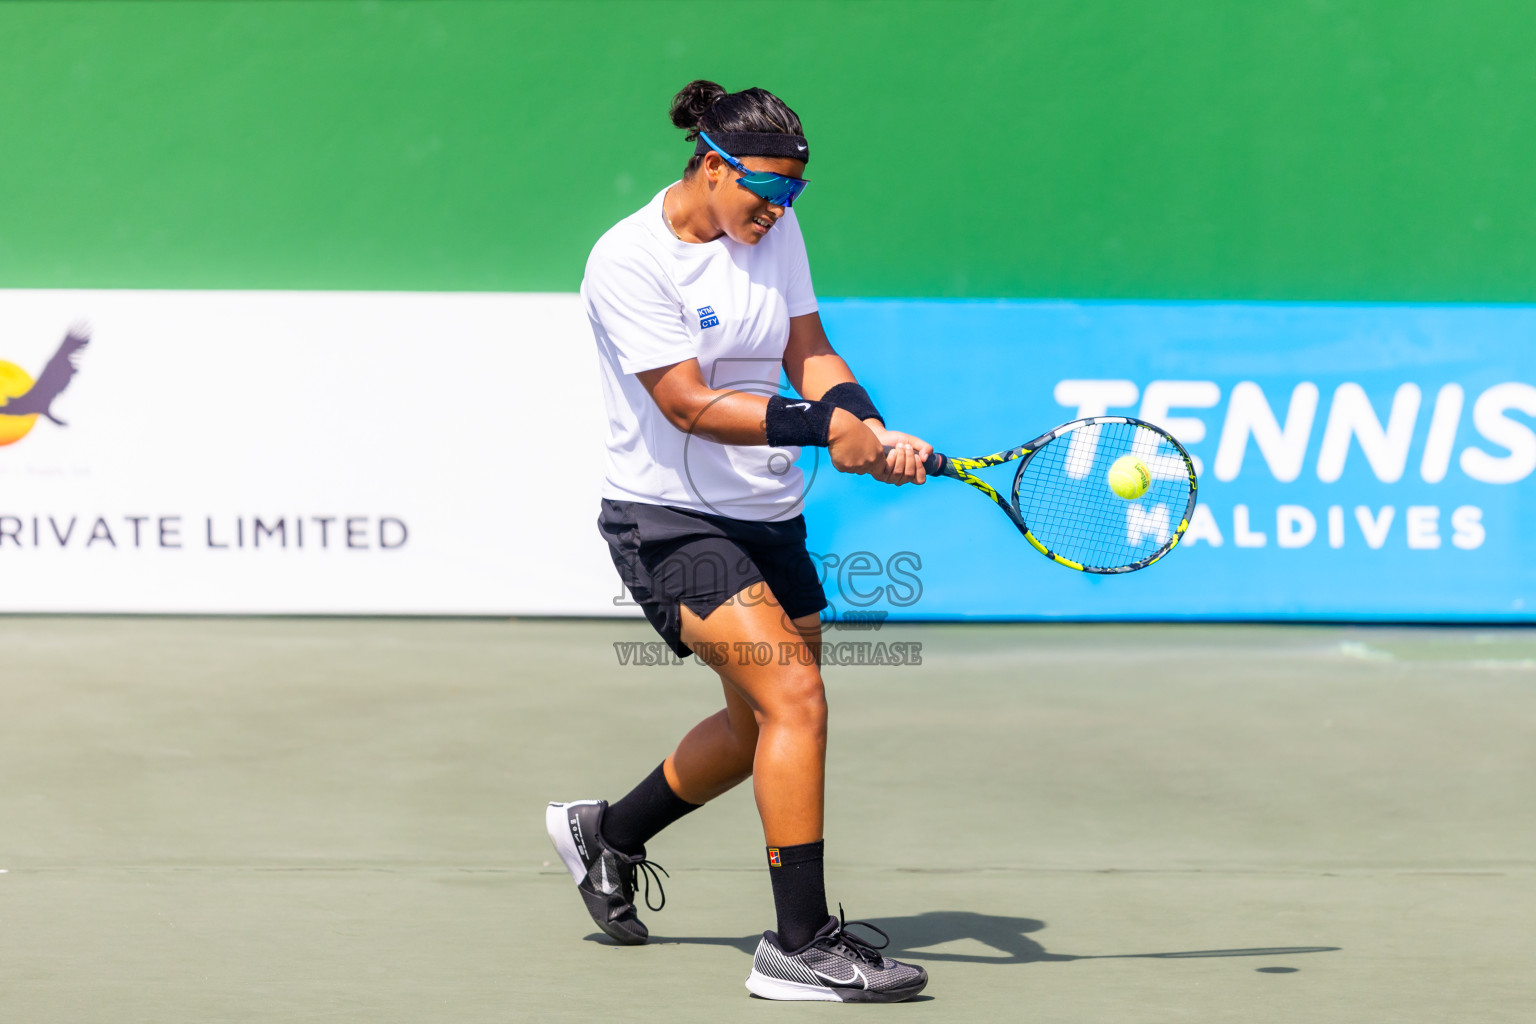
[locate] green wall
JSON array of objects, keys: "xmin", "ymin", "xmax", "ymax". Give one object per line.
[{"xmin": 3, "ymin": 0, "xmax": 1534, "ymax": 300}]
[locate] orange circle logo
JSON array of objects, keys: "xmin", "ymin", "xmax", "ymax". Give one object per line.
[{"xmin": 0, "ymin": 361, "xmax": 40, "ymax": 446}]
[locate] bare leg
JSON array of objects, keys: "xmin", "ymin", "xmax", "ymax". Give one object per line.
[
  {"xmin": 663, "ymin": 679, "xmax": 758, "ymax": 805},
  {"xmin": 677, "ymin": 594, "xmax": 826, "ymax": 846}
]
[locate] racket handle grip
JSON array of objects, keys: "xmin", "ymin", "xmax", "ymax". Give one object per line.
[{"xmin": 882, "ymin": 445, "xmax": 946, "ymax": 475}]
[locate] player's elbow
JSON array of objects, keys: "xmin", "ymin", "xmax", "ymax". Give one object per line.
[
  {"xmin": 654, "ymin": 391, "xmax": 709, "ymax": 434},
  {"xmin": 657, "ymin": 382, "xmax": 745, "ymax": 437}
]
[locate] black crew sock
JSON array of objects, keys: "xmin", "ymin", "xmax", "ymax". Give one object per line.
[
  {"xmin": 766, "ymin": 839, "xmax": 830, "ymax": 951},
  {"xmin": 601, "ymin": 762, "xmax": 701, "ymax": 855}
]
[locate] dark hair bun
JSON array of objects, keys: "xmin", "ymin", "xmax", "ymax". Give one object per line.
[{"xmin": 670, "ymin": 79, "xmax": 726, "ymax": 134}]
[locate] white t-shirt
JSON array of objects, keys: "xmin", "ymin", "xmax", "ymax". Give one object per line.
[{"xmin": 583, "ymin": 184, "xmax": 820, "ymax": 520}]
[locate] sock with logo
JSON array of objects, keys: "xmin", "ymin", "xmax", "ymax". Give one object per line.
[
  {"xmin": 601, "ymin": 762, "xmax": 701, "ymax": 855},
  {"xmin": 767, "ymin": 839, "xmax": 829, "ymax": 951}
]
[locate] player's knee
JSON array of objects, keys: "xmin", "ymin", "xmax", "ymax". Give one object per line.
[{"xmin": 758, "ymin": 668, "xmax": 827, "ymax": 735}]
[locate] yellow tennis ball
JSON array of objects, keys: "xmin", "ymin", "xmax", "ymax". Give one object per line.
[{"xmin": 1107, "ymin": 455, "xmax": 1151, "ymax": 500}]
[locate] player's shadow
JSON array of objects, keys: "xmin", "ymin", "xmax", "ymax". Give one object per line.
[
  {"xmin": 607, "ymin": 910, "xmax": 1339, "ymax": 966},
  {"xmin": 863, "ymin": 911, "xmax": 1339, "ymax": 965}
]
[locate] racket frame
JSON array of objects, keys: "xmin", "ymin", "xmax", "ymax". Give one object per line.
[{"xmin": 926, "ymin": 416, "xmax": 1198, "ymax": 574}]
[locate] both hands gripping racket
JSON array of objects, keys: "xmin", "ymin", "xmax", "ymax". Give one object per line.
[{"xmin": 892, "ymin": 416, "xmax": 1198, "ymax": 574}]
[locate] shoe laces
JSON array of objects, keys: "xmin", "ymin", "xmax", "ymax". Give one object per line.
[
  {"xmin": 825, "ymin": 903, "xmax": 890, "ymax": 966},
  {"xmin": 619, "ymin": 851, "xmax": 669, "ymax": 912}
]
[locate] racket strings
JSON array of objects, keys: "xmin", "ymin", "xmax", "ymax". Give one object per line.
[{"xmin": 1014, "ymin": 422, "xmax": 1192, "ymax": 570}]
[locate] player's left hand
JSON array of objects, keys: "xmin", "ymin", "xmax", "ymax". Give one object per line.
[{"xmin": 869, "ymin": 426, "xmax": 932, "ymax": 486}]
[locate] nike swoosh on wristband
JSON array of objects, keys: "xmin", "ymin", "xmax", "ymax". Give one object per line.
[{"xmin": 787, "ymin": 401, "xmax": 811, "ymax": 411}]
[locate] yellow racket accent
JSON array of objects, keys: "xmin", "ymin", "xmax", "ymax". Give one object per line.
[{"xmin": 912, "ymin": 417, "xmax": 1197, "ymax": 574}]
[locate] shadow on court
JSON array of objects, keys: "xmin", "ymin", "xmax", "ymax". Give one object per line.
[{"xmin": 597, "ymin": 910, "xmax": 1340, "ymax": 966}]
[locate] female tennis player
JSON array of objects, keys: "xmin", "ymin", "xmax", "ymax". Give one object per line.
[{"xmin": 546, "ymin": 80, "xmax": 931, "ymax": 1003}]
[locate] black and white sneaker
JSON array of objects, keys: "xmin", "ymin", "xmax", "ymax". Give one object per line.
[
  {"xmin": 544, "ymin": 799, "xmax": 668, "ymax": 946},
  {"xmin": 745, "ymin": 909, "xmax": 928, "ymax": 1002}
]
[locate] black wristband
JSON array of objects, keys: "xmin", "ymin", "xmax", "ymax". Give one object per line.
[
  {"xmin": 821, "ymin": 382, "xmax": 884, "ymax": 426},
  {"xmin": 765, "ymin": 395, "xmax": 837, "ymax": 447}
]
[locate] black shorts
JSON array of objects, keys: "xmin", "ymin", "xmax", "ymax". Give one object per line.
[{"xmin": 598, "ymin": 499, "xmax": 829, "ymax": 658}]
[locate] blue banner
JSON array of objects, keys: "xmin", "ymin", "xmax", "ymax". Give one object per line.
[{"xmin": 804, "ymin": 300, "xmax": 1536, "ymax": 621}]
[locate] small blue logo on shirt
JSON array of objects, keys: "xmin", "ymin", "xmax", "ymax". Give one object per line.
[{"xmin": 697, "ymin": 306, "xmax": 720, "ymax": 330}]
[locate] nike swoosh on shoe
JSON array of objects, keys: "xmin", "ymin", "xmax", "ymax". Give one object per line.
[{"xmin": 812, "ymin": 965, "xmax": 867, "ymax": 989}]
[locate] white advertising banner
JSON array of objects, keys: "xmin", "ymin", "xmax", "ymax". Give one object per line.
[{"xmin": 0, "ymin": 290, "xmax": 629, "ymax": 614}]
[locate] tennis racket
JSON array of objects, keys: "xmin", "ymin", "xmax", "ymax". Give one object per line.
[{"xmin": 891, "ymin": 416, "xmax": 1197, "ymax": 574}]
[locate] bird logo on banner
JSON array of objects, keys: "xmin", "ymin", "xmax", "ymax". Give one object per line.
[{"xmin": 0, "ymin": 326, "xmax": 91, "ymax": 446}]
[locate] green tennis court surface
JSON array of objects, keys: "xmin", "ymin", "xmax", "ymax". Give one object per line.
[{"xmin": 4, "ymin": 618, "xmax": 1533, "ymax": 1022}]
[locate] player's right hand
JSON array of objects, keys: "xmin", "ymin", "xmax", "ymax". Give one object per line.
[
  {"xmin": 869, "ymin": 426, "xmax": 930, "ymax": 486},
  {"xmin": 828, "ymin": 409, "xmax": 887, "ymax": 476}
]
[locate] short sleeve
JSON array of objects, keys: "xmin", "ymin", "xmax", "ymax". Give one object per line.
[
  {"xmin": 780, "ymin": 211, "xmax": 819, "ymax": 317},
  {"xmin": 582, "ymin": 243, "xmax": 698, "ymax": 375}
]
